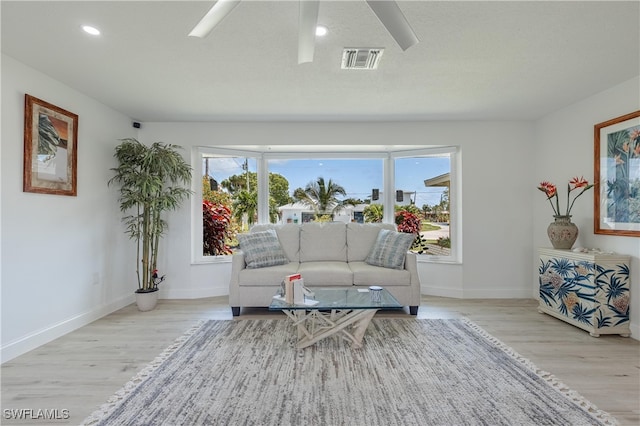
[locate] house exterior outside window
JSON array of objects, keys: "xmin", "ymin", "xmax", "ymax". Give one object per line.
[{"xmin": 194, "ymin": 146, "xmax": 459, "ymax": 264}]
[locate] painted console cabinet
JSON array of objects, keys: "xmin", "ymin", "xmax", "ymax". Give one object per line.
[{"xmin": 538, "ymin": 248, "xmax": 631, "ymax": 337}]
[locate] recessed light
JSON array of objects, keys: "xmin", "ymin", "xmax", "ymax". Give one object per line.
[
  {"xmin": 316, "ymin": 25, "xmax": 328, "ymax": 37},
  {"xmin": 82, "ymin": 25, "xmax": 100, "ymax": 36}
]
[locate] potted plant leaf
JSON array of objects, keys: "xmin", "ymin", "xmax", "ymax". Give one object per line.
[{"xmin": 109, "ymin": 138, "xmax": 192, "ymax": 311}]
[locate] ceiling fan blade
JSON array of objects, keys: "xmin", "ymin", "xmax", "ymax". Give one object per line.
[
  {"xmin": 365, "ymin": 0, "xmax": 419, "ymax": 51},
  {"xmin": 189, "ymin": 0, "xmax": 242, "ymax": 38},
  {"xmin": 298, "ymin": 0, "xmax": 320, "ymax": 64}
]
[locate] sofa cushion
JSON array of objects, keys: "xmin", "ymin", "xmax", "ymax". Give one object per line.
[
  {"xmin": 350, "ymin": 261, "xmax": 411, "ymax": 286},
  {"xmin": 250, "ymin": 224, "xmax": 300, "ymax": 262},
  {"xmin": 365, "ymin": 229, "xmax": 415, "ymax": 270},
  {"xmin": 237, "ymin": 229, "xmax": 289, "ymax": 269},
  {"xmin": 299, "ymin": 222, "xmax": 347, "ymax": 262},
  {"xmin": 297, "ymin": 261, "xmax": 353, "ymax": 286},
  {"xmin": 347, "ymin": 223, "xmax": 396, "ymax": 262},
  {"xmin": 237, "ymin": 263, "xmax": 300, "ymax": 286}
]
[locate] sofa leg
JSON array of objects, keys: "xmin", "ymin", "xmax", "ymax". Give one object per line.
[
  {"xmin": 409, "ymin": 306, "xmax": 418, "ymax": 315},
  {"xmin": 231, "ymin": 306, "xmax": 240, "ymax": 317}
]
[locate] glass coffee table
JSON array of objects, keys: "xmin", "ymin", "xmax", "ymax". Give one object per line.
[{"xmin": 269, "ymin": 287, "xmax": 402, "ymax": 349}]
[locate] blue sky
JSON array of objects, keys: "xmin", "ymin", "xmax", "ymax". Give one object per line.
[{"xmin": 206, "ymin": 157, "xmax": 449, "ymax": 207}]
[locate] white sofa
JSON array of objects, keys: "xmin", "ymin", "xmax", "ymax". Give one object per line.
[{"xmin": 229, "ymin": 222, "xmax": 421, "ymax": 316}]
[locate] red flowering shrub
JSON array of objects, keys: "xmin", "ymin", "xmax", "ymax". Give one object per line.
[
  {"xmin": 395, "ymin": 210, "xmax": 421, "ymax": 234},
  {"xmin": 395, "ymin": 210, "xmax": 429, "ymax": 254},
  {"xmin": 203, "ymin": 200, "xmax": 233, "ymax": 256}
]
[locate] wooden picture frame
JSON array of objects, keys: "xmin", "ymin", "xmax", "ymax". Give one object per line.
[
  {"xmin": 23, "ymin": 94, "xmax": 78, "ymax": 196},
  {"xmin": 594, "ymin": 110, "xmax": 640, "ymax": 236}
]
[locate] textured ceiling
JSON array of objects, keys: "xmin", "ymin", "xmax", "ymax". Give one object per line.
[{"xmin": 2, "ymin": 1, "xmax": 639, "ymax": 122}]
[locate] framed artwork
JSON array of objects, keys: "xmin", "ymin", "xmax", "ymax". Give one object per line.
[
  {"xmin": 594, "ymin": 110, "xmax": 640, "ymax": 236},
  {"xmin": 23, "ymin": 94, "xmax": 78, "ymax": 196}
]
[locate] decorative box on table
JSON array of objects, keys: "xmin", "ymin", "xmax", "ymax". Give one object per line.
[{"xmin": 538, "ymin": 248, "xmax": 631, "ymax": 337}]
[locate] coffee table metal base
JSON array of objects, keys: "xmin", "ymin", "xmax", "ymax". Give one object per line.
[{"xmin": 282, "ymin": 308, "xmax": 378, "ymax": 349}]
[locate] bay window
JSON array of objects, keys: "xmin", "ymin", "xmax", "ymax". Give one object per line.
[{"xmin": 193, "ymin": 146, "xmax": 459, "ymax": 263}]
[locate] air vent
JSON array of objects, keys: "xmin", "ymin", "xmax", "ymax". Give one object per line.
[{"xmin": 341, "ymin": 48, "xmax": 384, "ymax": 70}]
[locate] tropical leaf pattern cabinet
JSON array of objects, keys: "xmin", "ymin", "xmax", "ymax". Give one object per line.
[{"xmin": 538, "ymin": 248, "xmax": 631, "ymax": 337}]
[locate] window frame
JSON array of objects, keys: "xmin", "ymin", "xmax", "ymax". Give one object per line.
[
  {"xmin": 262, "ymin": 151, "xmax": 387, "ymax": 224},
  {"xmin": 390, "ymin": 147, "xmax": 460, "ymax": 264},
  {"xmin": 193, "ymin": 146, "xmax": 262, "ymax": 264},
  {"xmin": 192, "ymin": 146, "xmax": 460, "ymax": 264}
]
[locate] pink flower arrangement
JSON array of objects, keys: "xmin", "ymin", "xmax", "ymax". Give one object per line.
[{"xmin": 537, "ymin": 176, "xmax": 594, "ymax": 217}]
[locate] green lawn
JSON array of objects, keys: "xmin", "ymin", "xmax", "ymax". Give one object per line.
[{"xmin": 421, "ymin": 222, "xmax": 441, "ymax": 232}]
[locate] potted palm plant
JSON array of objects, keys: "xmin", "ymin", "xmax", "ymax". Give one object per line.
[{"xmin": 109, "ymin": 138, "xmax": 192, "ymax": 311}]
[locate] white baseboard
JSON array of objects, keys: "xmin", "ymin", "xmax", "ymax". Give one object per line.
[
  {"xmin": 160, "ymin": 286, "xmax": 228, "ymax": 299},
  {"xmin": 629, "ymin": 323, "xmax": 639, "ymax": 341},
  {"xmin": 462, "ymin": 287, "xmax": 533, "ymax": 298},
  {"xmin": 421, "ymin": 286, "xmax": 531, "ymax": 299},
  {"xmin": 421, "ymin": 285, "xmax": 464, "ymax": 298},
  {"xmin": 1, "ymin": 294, "xmax": 134, "ymax": 364}
]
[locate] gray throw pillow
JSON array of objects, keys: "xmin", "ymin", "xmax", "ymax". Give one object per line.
[
  {"xmin": 238, "ymin": 229, "xmax": 289, "ymax": 269},
  {"xmin": 365, "ymin": 229, "xmax": 415, "ymax": 270}
]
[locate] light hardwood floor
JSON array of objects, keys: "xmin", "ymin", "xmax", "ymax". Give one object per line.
[{"xmin": 2, "ymin": 296, "xmax": 639, "ymax": 425}]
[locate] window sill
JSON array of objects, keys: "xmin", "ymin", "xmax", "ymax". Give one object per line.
[
  {"xmin": 417, "ymin": 256, "xmax": 461, "ymax": 265},
  {"xmin": 192, "ymin": 255, "xmax": 233, "ymax": 265}
]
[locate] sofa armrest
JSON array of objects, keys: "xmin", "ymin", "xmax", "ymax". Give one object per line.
[
  {"xmin": 404, "ymin": 251, "xmax": 418, "ymax": 276},
  {"xmin": 404, "ymin": 251, "xmax": 421, "ymax": 306},
  {"xmin": 228, "ymin": 251, "xmax": 246, "ymax": 306}
]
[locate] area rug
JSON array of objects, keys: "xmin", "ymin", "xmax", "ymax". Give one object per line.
[{"xmin": 82, "ymin": 319, "xmax": 617, "ymax": 426}]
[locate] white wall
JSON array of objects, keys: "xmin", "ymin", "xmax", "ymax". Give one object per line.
[
  {"xmin": 534, "ymin": 76, "xmax": 640, "ymax": 338},
  {"xmin": 138, "ymin": 120, "xmax": 536, "ymax": 301},
  {"xmin": 3, "ymin": 52, "xmax": 636, "ymax": 362},
  {"xmin": 1, "ymin": 55, "xmax": 137, "ymax": 362}
]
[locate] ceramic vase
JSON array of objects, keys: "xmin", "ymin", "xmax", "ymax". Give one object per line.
[{"xmin": 547, "ymin": 215, "xmax": 578, "ymax": 249}]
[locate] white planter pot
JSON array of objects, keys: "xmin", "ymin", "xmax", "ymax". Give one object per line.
[{"xmin": 135, "ymin": 290, "xmax": 159, "ymax": 311}]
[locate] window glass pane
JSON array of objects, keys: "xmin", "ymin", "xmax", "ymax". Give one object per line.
[
  {"xmin": 395, "ymin": 155, "xmax": 451, "ymax": 257},
  {"xmin": 202, "ymin": 155, "xmax": 257, "ymax": 256},
  {"xmin": 267, "ymin": 158, "xmax": 383, "ymax": 224},
  {"xmin": 197, "ymin": 148, "xmax": 458, "ymax": 263}
]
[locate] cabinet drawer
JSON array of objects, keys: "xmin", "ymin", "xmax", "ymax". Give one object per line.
[{"xmin": 538, "ymin": 248, "xmax": 630, "ymax": 337}]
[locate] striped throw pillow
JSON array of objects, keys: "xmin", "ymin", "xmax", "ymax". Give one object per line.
[
  {"xmin": 238, "ymin": 229, "xmax": 289, "ymax": 269},
  {"xmin": 365, "ymin": 229, "xmax": 414, "ymax": 270}
]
